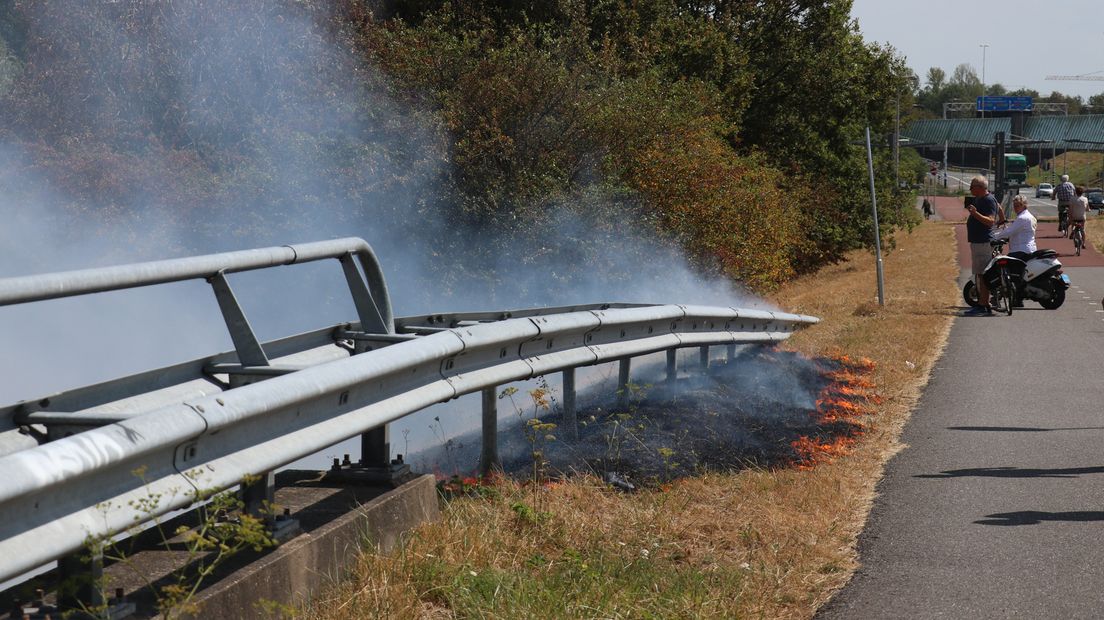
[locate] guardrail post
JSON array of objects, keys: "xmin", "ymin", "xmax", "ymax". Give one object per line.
[
  {"xmin": 57, "ymin": 546, "xmax": 103, "ymax": 613},
  {"xmin": 699, "ymin": 345, "xmax": 710, "ymax": 373},
  {"xmin": 666, "ymin": 349, "xmax": 677, "ymax": 384},
  {"xmin": 355, "ymin": 336, "xmax": 396, "ymax": 473},
  {"xmin": 727, "ymin": 344, "xmax": 736, "ymax": 362},
  {"xmin": 480, "ymin": 387, "xmax": 500, "ymax": 476},
  {"xmin": 562, "ymin": 368, "xmax": 577, "ymax": 441},
  {"xmin": 617, "ymin": 358, "xmax": 631, "ymax": 406},
  {"xmin": 361, "ymin": 425, "xmax": 390, "ymax": 468},
  {"xmin": 241, "ymin": 471, "xmax": 275, "ymax": 522}
]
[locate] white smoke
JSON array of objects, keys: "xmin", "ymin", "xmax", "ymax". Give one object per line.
[{"xmin": 0, "ymin": 2, "xmax": 778, "ymax": 465}]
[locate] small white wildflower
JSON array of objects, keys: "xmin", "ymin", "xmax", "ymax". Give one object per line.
[
  {"xmin": 739, "ymin": 562, "xmax": 751, "ymax": 570},
  {"xmin": 469, "ymin": 570, "xmax": 478, "ymax": 577},
  {"xmin": 905, "ymin": 361, "xmax": 916, "ymax": 370},
  {"xmin": 640, "ymin": 549, "xmax": 650, "ymax": 558}
]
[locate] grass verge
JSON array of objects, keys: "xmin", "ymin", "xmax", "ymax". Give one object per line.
[
  {"xmin": 1028, "ymin": 151, "xmax": 1104, "ymax": 188},
  {"xmin": 1086, "ymin": 216, "xmax": 1104, "ymax": 256},
  {"xmin": 296, "ymin": 221, "xmax": 960, "ymax": 619}
]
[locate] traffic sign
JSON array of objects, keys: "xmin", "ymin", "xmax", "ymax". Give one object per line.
[{"xmin": 976, "ymin": 96, "xmax": 1033, "ymax": 112}]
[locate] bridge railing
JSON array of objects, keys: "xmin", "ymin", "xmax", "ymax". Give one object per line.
[{"xmin": 0, "ymin": 239, "xmax": 818, "ymax": 589}]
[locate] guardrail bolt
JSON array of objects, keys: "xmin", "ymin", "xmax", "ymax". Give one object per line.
[
  {"xmin": 342, "ymin": 453, "xmax": 351, "ymax": 466},
  {"xmin": 110, "ymin": 587, "xmax": 125, "ymax": 604},
  {"xmin": 392, "ymin": 454, "xmax": 404, "ymax": 465},
  {"xmin": 331, "ymin": 458, "xmax": 341, "ymax": 471}
]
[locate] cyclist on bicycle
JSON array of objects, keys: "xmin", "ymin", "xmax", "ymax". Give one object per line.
[
  {"xmin": 1070, "ymin": 185, "xmax": 1089, "ymax": 249},
  {"xmin": 1053, "ymin": 174, "xmax": 1076, "ymax": 236}
]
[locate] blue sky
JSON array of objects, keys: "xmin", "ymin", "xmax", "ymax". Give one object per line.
[{"xmin": 850, "ymin": 0, "xmax": 1104, "ymax": 103}]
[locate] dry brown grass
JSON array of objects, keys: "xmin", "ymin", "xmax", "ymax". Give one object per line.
[
  {"xmin": 297, "ymin": 221, "xmax": 960, "ymax": 620},
  {"xmin": 1086, "ymin": 217, "xmax": 1104, "ymax": 255}
]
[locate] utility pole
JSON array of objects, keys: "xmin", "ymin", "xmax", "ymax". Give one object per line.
[{"xmin": 943, "ymin": 140, "xmax": 949, "ymax": 187}]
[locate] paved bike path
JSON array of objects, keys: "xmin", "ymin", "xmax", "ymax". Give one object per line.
[
  {"xmin": 929, "ymin": 194, "xmax": 1104, "ymax": 269},
  {"xmin": 821, "ymin": 199, "xmax": 1104, "ymax": 618}
]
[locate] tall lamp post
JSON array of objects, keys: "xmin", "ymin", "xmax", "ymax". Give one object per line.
[{"xmin": 980, "ymin": 43, "xmax": 989, "ymax": 179}]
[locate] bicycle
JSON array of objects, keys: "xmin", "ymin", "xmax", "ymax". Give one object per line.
[
  {"xmin": 1058, "ymin": 205, "xmax": 1069, "ymax": 238},
  {"xmin": 962, "ymin": 239, "xmax": 1015, "ymax": 315},
  {"xmin": 1071, "ymin": 221, "xmax": 1085, "ymax": 256}
]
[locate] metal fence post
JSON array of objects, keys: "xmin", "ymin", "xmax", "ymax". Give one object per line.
[
  {"xmin": 727, "ymin": 344, "xmax": 736, "ymax": 362},
  {"xmin": 562, "ymin": 368, "xmax": 577, "ymax": 441},
  {"xmin": 666, "ymin": 349, "xmax": 677, "ymax": 384},
  {"xmin": 699, "ymin": 345, "xmax": 710, "ymax": 373},
  {"xmin": 480, "ymin": 387, "xmax": 500, "ymax": 476}
]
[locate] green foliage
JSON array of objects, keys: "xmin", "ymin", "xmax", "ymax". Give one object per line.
[
  {"xmin": 363, "ymin": 0, "xmax": 920, "ymax": 282},
  {"xmin": 2, "ymin": 0, "xmax": 921, "ymax": 293},
  {"xmin": 411, "ymin": 542, "xmax": 740, "ymax": 617},
  {"xmin": 84, "ymin": 470, "xmax": 278, "ymax": 619}
]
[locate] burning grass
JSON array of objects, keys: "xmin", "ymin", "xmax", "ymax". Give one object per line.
[
  {"xmin": 415, "ymin": 348, "xmax": 881, "ymax": 492},
  {"xmin": 297, "ymin": 221, "xmax": 960, "ymax": 619},
  {"xmin": 791, "ymin": 354, "xmax": 880, "ymax": 469}
]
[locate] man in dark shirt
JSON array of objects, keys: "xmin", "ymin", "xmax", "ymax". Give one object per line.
[
  {"xmin": 1054, "ymin": 174, "xmax": 1076, "ymax": 236},
  {"xmin": 965, "ymin": 176, "xmax": 1003, "ymax": 316}
]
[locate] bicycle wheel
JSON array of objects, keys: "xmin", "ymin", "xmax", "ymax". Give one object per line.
[
  {"xmin": 1000, "ymin": 268, "xmax": 1014, "ymax": 315},
  {"xmin": 1075, "ymin": 229, "xmax": 1082, "ymax": 255}
]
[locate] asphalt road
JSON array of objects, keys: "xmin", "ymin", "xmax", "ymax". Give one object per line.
[
  {"xmin": 820, "ymin": 198, "xmax": 1104, "ymax": 619},
  {"xmin": 935, "ymin": 170, "xmax": 1078, "ymax": 218}
]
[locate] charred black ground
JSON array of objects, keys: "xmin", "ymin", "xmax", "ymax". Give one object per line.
[{"xmin": 419, "ymin": 347, "xmax": 876, "ymax": 490}]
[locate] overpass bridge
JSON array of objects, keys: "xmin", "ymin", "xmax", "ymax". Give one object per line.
[
  {"xmin": 903, "ymin": 115, "xmax": 1104, "ymax": 172},
  {"xmin": 0, "ymin": 238, "xmax": 817, "ymax": 618}
]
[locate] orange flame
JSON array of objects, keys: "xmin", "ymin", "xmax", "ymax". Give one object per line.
[
  {"xmin": 793, "ymin": 352, "xmax": 881, "ymax": 469},
  {"xmin": 791, "ymin": 435, "xmax": 856, "ymax": 469},
  {"xmin": 829, "ymin": 354, "xmax": 876, "ymax": 372}
]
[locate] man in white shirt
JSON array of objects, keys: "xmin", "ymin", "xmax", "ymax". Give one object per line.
[
  {"xmin": 992, "ymin": 195, "xmax": 1037, "ymax": 308},
  {"xmin": 992, "ymin": 194, "xmax": 1037, "ymax": 257}
]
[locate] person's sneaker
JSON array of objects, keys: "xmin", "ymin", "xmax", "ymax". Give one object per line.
[{"xmin": 963, "ymin": 306, "xmax": 994, "ymax": 316}]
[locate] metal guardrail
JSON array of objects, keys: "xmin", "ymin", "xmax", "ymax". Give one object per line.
[{"xmin": 0, "ymin": 239, "xmax": 818, "ymax": 586}]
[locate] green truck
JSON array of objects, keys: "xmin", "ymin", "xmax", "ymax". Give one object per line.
[{"xmin": 1004, "ymin": 153, "xmax": 1028, "ymax": 183}]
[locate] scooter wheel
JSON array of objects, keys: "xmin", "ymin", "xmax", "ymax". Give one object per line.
[
  {"xmin": 962, "ymin": 280, "xmax": 981, "ymax": 308},
  {"xmin": 1040, "ymin": 286, "xmax": 1066, "ymax": 310}
]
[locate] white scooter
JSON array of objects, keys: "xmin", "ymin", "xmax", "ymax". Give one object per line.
[{"xmin": 962, "ymin": 239, "xmax": 1069, "ymax": 314}]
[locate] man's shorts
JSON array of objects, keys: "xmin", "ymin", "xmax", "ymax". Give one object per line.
[{"xmin": 971, "ymin": 242, "xmax": 992, "ymax": 275}]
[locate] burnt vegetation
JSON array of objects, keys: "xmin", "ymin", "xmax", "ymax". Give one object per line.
[
  {"xmin": 0, "ymin": 0, "xmax": 919, "ymax": 297},
  {"xmin": 427, "ymin": 348, "xmax": 880, "ymax": 490}
]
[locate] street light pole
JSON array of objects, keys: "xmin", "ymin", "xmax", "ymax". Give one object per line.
[
  {"xmin": 979, "ymin": 44, "xmax": 989, "ymax": 118},
  {"xmin": 864, "ymin": 127, "xmax": 886, "ymax": 307}
]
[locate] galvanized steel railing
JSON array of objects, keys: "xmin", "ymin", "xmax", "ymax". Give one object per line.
[{"xmin": 0, "ymin": 239, "xmax": 818, "ymax": 585}]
